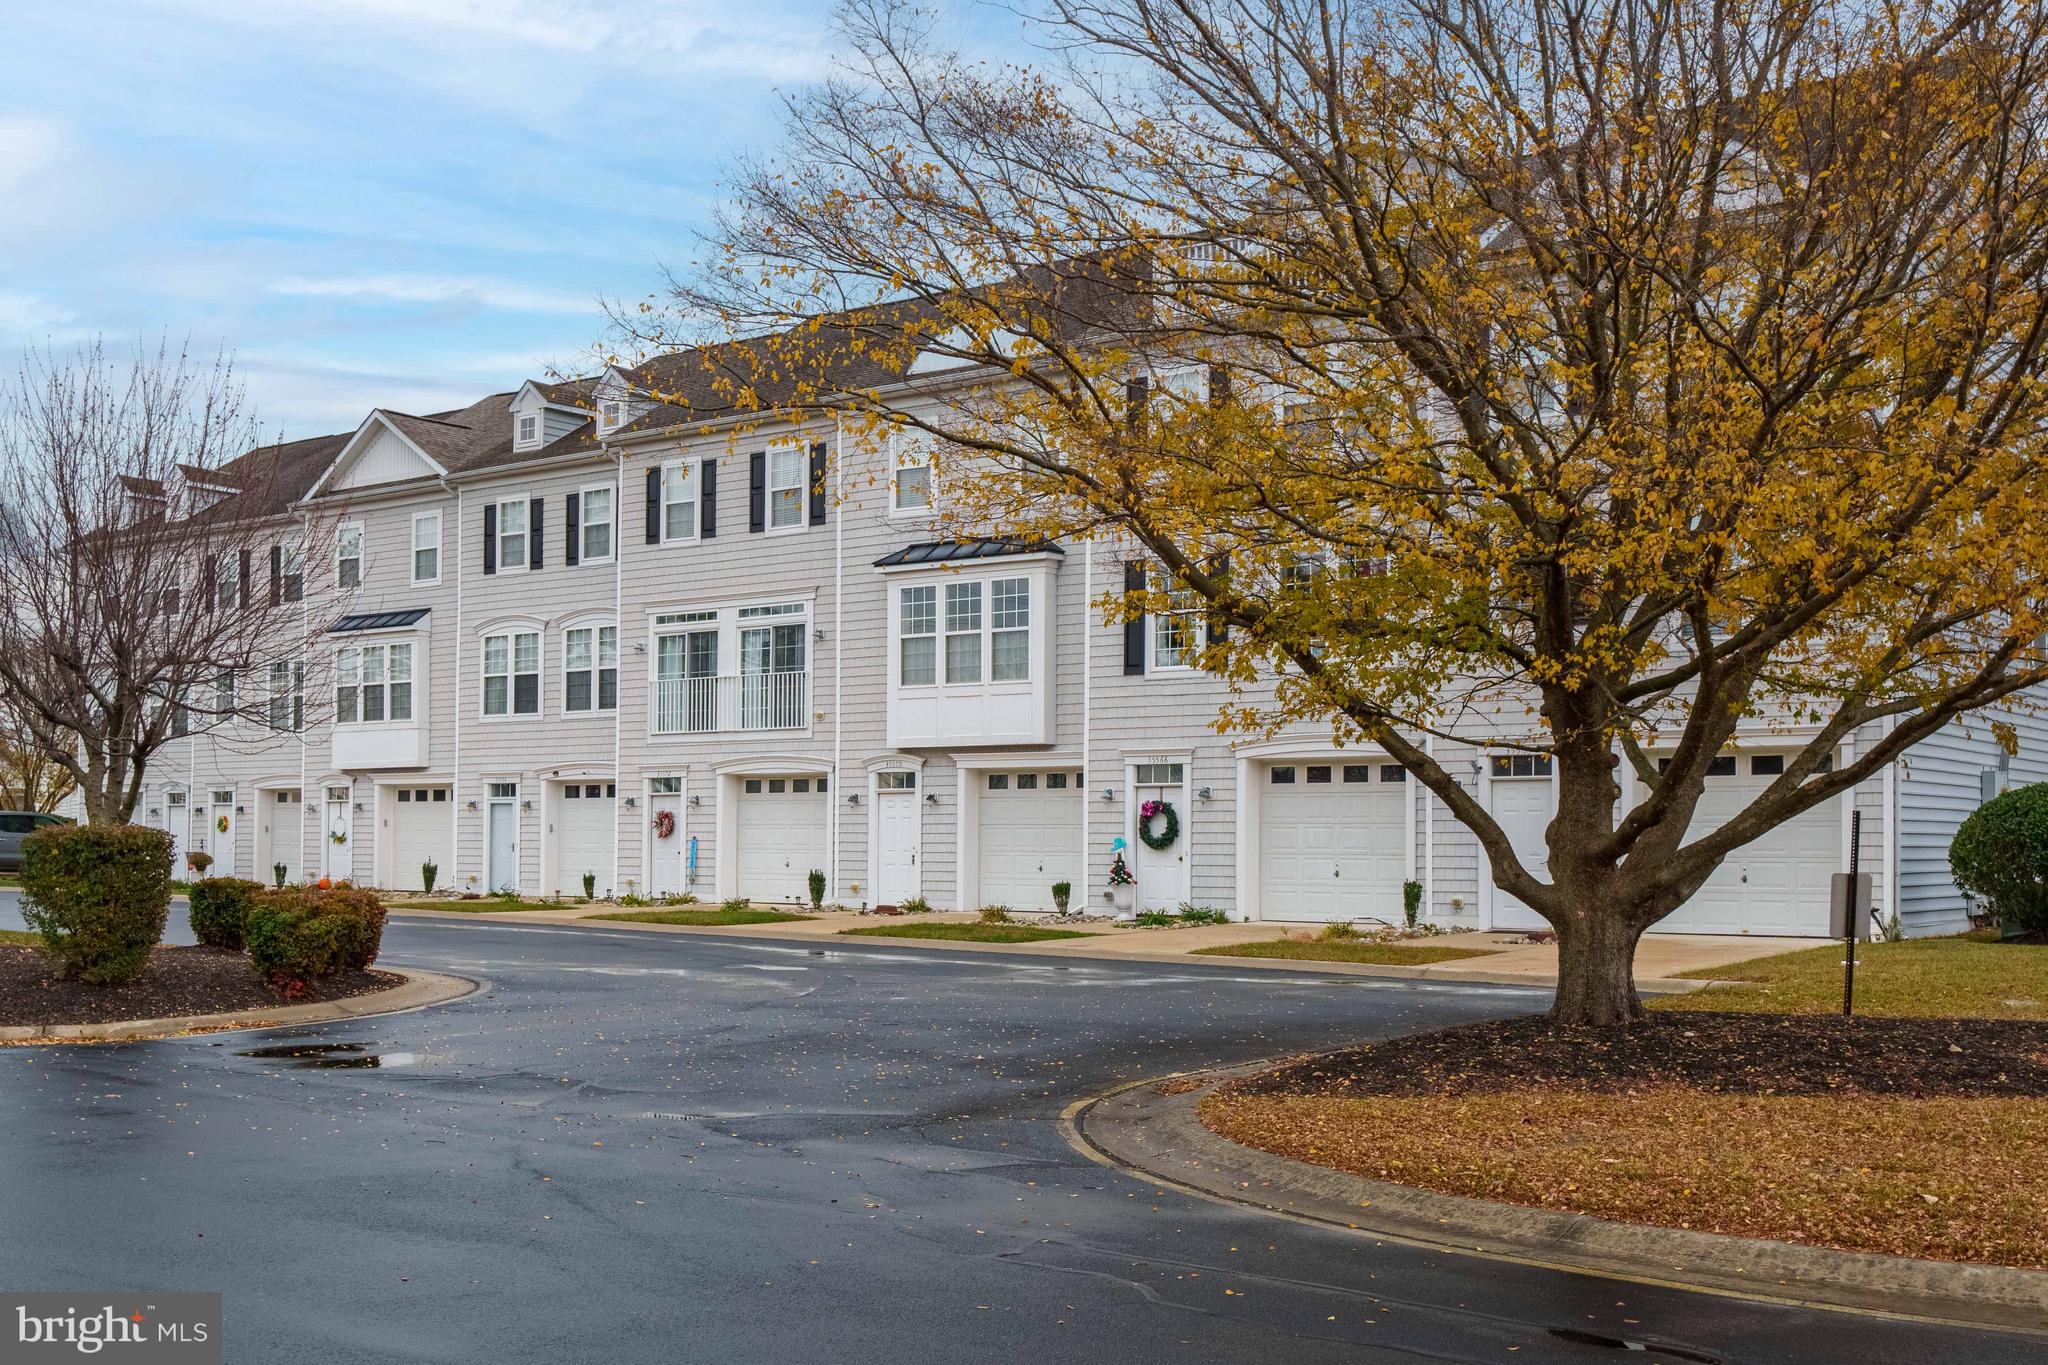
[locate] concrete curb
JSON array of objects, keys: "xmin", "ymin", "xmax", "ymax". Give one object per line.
[
  {"xmin": 0, "ymin": 967, "xmax": 483, "ymax": 1043},
  {"xmin": 1066, "ymin": 1059, "xmax": 2048, "ymax": 1337},
  {"xmin": 384, "ymin": 907, "xmax": 1717, "ymax": 994}
]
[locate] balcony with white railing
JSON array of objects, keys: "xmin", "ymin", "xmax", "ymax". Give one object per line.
[{"xmin": 652, "ymin": 671, "xmax": 809, "ymax": 735}]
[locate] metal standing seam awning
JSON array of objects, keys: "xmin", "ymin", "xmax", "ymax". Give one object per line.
[{"xmin": 326, "ymin": 608, "xmax": 430, "ymax": 633}]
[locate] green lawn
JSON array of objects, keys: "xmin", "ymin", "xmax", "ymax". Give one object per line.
[
  {"xmin": 395, "ymin": 898, "xmax": 575, "ymax": 913},
  {"xmin": 841, "ymin": 922, "xmax": 1098, "ymax": 944},
  {"xmin": 591, "ymin": 907, "xmax": 814, "ymax": 926},
  {"xmin": 1192, "ymin": 937, "xmax": 1501, "ymax": 965},
  {"xmin": 0, "ymin": 928, "xmax": 39, "ymax": 947},
  {"xmin": 1655, "ymin": 936, "xmax": 2048, "ymax": 1019}
]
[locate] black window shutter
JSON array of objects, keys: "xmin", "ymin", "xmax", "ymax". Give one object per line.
[
  {"xmin": 202, "ymin": 556, "xmax": 217, "ymax": 612},
  {"xmin": 1205, "ymin": 552, "xmax": 1230, "ymax": 645},
  {"xmin": 1122, "ymin": 561, "xmax": 1147, "ymax": 675},
  {"xmin": 528, "ymin": 496, "xmax": 543, "ymax": 569},
  {"xmin": 808, "ymin": 442, "xmax": 827, "ymax": 526},
  {"xmin": 748, "ymin": 452, "xmax": 766, "ymax": 533},
  {"xmin": 269, "ymin": 544, "xmax": 282, "ymax": 606},
  {"xmin": 1125, "ymin": 376, "xmax": 1150, "ymax": 437},
  {"xmin": 238, "ymin": 549, "xmax": 251, "ymax": 607},
  {"xmin": 644, "ymin": 467, "xmax": 661, "ymax": 543},
  {"xmin": 483, "ymin": 504, "xmax": 497, "ymax": 575},
  {"xmin": 1207, "ymin": 365, "xmax": 1231, "ymax": 405},
  {"xmin": 564, "ymin": 492, "xmax": 580, "ymax": 567},
  {"xmin": 700, "ymin": 458, "xmax": 717, "ymax": 538}
]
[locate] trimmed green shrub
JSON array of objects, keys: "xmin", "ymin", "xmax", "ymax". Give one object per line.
[
  {"xmin": 1403, "ymin": 879, "xmax": 1424, "ymax": 927},
  {"xmin": 272, "ymin": 861, "xmax": 287, "ymax": 889},
  {"xmin": 19, "ymin": 823, "xmax": 173, "ymax": 985},
  {"xmin": 807, "ymin": 868, "xmax": 826, "ymax": 909},
  {"xmin": 899, "ymin": 895, "xmax": 933, "ymax": 914},
  {"xmin": 1175, "ymin": 903, "xmax": 1231, "ymax": 925},
  {"xmin": 243, "ymin": 886, "xmax": 387, "ymax": 995},
  {"xmin": 978, "ymin": 905, "xmax": 1012, "ymax": 923},
  {"xmin": 1951, "ymin": 783, "xmax": 2048, "ymax": 938},
  {"xmin": 1050, "ymin": 881, "xmax": 1072, "ymax": 913},
  {"xmin": 421, "ymin": 861, "xmax": 438, "ymax": 893},
  {"xmin": 721, "ymin": 896, "xmax": 751, "ymax": 913},
  {"xmin": 188, "ymin": 876, "xmax": 263, "ymax": 952},
  {"xmin": 582, "ymin": 871, "xmax": 597, "ymax": 900}
]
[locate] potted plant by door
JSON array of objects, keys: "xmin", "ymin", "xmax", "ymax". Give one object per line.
[{"xmin": 1107, "ymin": 840, "xmax": 1136, "ymax": 916}]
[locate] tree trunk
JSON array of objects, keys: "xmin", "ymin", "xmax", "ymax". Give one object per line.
[{"xmin": 1549, "ymin": 911, "xmax": 1648, "ymax": 1025}]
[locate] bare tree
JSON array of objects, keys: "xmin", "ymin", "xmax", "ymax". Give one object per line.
[
  {"xmin": 0, "ymin": 716, "xmax": 77, "ymax": 812},
  {"xmin": 0, "ymin": 338, "xmax": 336, "ymax": 825}
]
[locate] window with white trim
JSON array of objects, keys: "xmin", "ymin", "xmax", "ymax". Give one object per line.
[
  {"xmin": 336, "ymin": 522, "xmax": 362, "ymax": 589},
  {"xmin": 214, "ymin": 669, "xmax": 235, "ymax": 718},
  {"xmin": 483, "ymin": 630, "xmax": 540, "ymax": 717},
  {"xmin": 660, "ymin": 462, "xmax": 696, "ymax": 542},
  {"xmin": 267, "ymin": 660, "xmax": 303, "ymax": 731},
  {"xmin": 564, "ymin": 624, "xmax": 617, "ymax": 712},
  {"xmin": 1150, "ymin": 565, "xmax": 1200, "ymax": 669},
  {"xmin": 944, "ymin": 582, "xmax": 982, "ymax": 683},
  {"xmin": 899, "ymin": 585, "xmax": 937, "ymax": 685},
  {"xmin": 579, "ymin": 486, "xmax": 614, "ymax": 562},
  {"xmin": 891, "ymin": 432, "xmax": 932, "ymax": 512},
  {"xmin": 412, "ymin": 511, "xmax": 440, "ymax": 584},
  {"xmin": 495, "ymin": 498, "xmax": 528, "ymax": 571},
  {"xmin": 768, "ymin": 446, "xmax": 805, "ymax": 529},
  {"xmin": 516, "ymin": 413, "xmax": 539, "ymax": 448},
  {"xmin": 989, "ymin": 577, "xmax": 1029, "ymax": 682},
  {"xmin": 214, "ymin": 552, "xmax": 239, "ymax": 610},
  {"xmin": 279, "ymin": 545, "xmax": 304, "ymax": 603},
  {"xmin": 333, "ymin": 642, "xmax": 413, "ymax": 724},
  {"xmin": 599, "ymin": 399, "xmax": 627, "ymax": 433}
]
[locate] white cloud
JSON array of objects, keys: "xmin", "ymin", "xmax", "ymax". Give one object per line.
[
  {"xmin": 0, "ymin": 290, "xmax": 81, "ymax": 337},
  {"xmin": 269, "ymin": 273, "xmax": 599, "ymax": 315},
  {"xmin": 0, "ymin": 113, "xmax": 67, "ymax": 198}
]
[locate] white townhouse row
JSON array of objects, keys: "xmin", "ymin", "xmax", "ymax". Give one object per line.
[{"xmin": 131, "ymin": 343, "xmax": 2040, "ymax": 939}]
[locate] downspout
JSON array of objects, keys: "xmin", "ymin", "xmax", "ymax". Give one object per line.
[
  {"xmin": 441, "ymin": 476, "xmax": 463, "ymax": 885},
  {"xmin": 1424, "ymin": 731, "xmax": 1436, "ymax": 921},
  {"xmin": 831, "ymin": 413, "xmax": 844, "ymax": 904},
  {"xmin": 610, "ymin": 446, "xmax": 624, "ymax": 898},
  {"xmin": 1081, "ymin": 534, "xmax": 1093, "ymax": 911},
  {"xmin": 1883, "ymin": 713, "xmax": 1900, "ymax": 938},
  {"xmin": 295, "ymin": 507, "xmax": 312, "ymax": 877}
]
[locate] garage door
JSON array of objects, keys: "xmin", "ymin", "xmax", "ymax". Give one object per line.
[
  {"xmin": 735, "ymin": 775, "xmax": 828, "ymax": 903},
  {"xmin": 1653, "ymin": 755, "xmax": 1837, "ymax": 936},
  {"xmin": 389, "ymin": 786, "xmax": 451, "ymax": 894},
  {"xmin": 1260, "ymin": 762, "xmax": 1407, "ymax": 921},
  {"xmin": 556, "ymin": 783, "xmax": 617, "ymax": 896},
  {"xmin": 976, "ymin": 770, "xmax": 1081, "ymax": 912}
]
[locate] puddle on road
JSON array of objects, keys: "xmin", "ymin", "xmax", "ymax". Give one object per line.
[{"xmin": 237, "ymin": 1043, "xmax": 417, "ymax": 1070}]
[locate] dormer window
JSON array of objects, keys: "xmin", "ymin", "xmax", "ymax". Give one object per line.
[
  {"xmin": 598, "ymin": 399, "xmax": 627, "ymax": 435},
  {"xmin": 516, "ymin": 413, "xmax": 540, "ymax": 450}
]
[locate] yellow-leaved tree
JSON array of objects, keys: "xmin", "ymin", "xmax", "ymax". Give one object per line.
[{"xmin": 618, "ymin": 0, "xmax": 2048, "ymax": 1024}]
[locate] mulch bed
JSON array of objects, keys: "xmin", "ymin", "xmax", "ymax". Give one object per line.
[
  {"xmin": 1225, "ymin": 1012, "xmax": 2048, "ymax": 1100},
  {"xmin": 0, "ymin": 944, "xmax": 399, "ymax": 1028}
]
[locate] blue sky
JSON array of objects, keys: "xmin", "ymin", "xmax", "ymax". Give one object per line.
[{"xmin": 1, "ymin": 0, "xmax": 995, "ymax": 439}]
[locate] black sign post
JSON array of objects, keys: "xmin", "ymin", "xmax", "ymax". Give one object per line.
[{"xmin": 1843, "ymin": 810, "xmax": 1861, "ymax": 1016}]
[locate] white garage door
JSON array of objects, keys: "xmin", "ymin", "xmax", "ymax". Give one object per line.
[
  {"xmin": 556, "ymin": 783, "xmax": 617, "ymax": 896},
  {"xmin": 735, "ymin": 775, "xmax": 828, "ymax": 903},
  {"xmin": 976, "ymin": 770, "xmax": 1081, "ymax": 912},
  {"xmin": 1653, "ymin": 755, "xmax": 1837, "ymax": 936},
  {"xmin": 389, "ymin": 786, "xmax": 451, "ymax": 893},
  {"xmin": 1260, "ymin": 762, "xmax": 1408, "ymax": 921}
]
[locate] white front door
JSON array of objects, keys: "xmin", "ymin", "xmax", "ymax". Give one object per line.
[
  {"xmin": 207, "ymin": 790, "xmax": 236, "ymax": 879},
  {"xmin": 160, "ymin": 790, "xmax": 189, "ymax": 873},
  {"xmin": 733, "ymin": 775, "xmax": 828, "ymax": 903},
  {"xmin": 648, "ymin": 778, "xmax": 686, "ymax": 897},
  {"xmin": 322, "ymin": 787, "xmax": 352, "ymax": 882},
  {"xmin": 487, "ymin": 787, "xmax": 519, "ymax": 893},
  {"xmin": 874, "ymin": 782, "xmax": 920, "ymax": 905},
  {"xmin": 975, "ymin": 769, "xmax": 1082, "ymax": 911},
  {"xmin": 1651, "ymin": 754, "xmax": 1839, "ymax": 936},
  {"xmin": 1130, "ymin": 761, "xmax": 1188, "ymax": 912},
  {"xmin": 264, "ymin": 789, "xmax": 303, "ymax": 886},
  {"xmin": 1258, "ymin": 761, "xmax": 1407, "ymax": 922},
  {"xmin": 554, "ymin": 782, "xmax": 616, "ymax": 898},
  {"xmin": 1489, "ymin": 756, "xmax": 1554, "ymax": 930}
]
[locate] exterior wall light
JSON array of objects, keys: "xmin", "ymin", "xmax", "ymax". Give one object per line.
[
  {"xmin": 846, "ymin": 793, "xmax": 862, "ymax": 805},
  {"xmin": 1101, "ymin": 787, "xmax": 1116, "ymax": 802},
  {"xmin": 1197, "ymin": 786, "xmax": 1213, "ymax": 801}
]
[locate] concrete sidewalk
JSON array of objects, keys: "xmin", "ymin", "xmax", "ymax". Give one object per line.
[{"xmin": 384, "ymin": 902, "xmax": 1811, "ymax": 993}]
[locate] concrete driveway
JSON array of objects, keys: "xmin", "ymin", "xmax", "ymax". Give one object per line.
[{"xmin": 0, "ymin": 916, "xmax": 2032, "ymax": 1363}]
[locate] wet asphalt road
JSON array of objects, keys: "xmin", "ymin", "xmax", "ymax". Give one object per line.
[{"xmin": 1, "ymin": 913, "xmax": 2038, "ymax": 1365}]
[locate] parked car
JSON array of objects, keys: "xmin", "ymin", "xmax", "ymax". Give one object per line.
[{"xmin": 0, "ymin": 811, "xmax": 74, "ymax": 872}]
